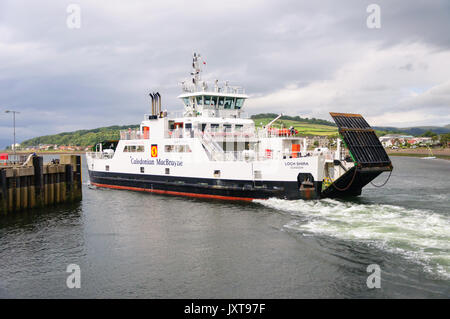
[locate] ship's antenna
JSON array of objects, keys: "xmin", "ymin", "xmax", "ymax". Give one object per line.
[{"xmin": 192, "ymin": 52, "xmax": 203, "ymax": 90}]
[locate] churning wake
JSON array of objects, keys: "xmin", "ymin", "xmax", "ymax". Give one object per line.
[{"xmin": 254, "ymin": 198, "xmax": 450, "ymax": 280}]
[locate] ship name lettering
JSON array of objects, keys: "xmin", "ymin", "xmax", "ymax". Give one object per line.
[{"xmin": 284, "ymin": 161, "xmax": 309, "ymax": 167}]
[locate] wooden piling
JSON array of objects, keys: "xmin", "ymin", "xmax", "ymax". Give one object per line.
[
  {"xmin": 0, "ymin": 169, "xmax": 7, "ymax": 214},
  {"xmin": 33, "ymin": 156, "xmax": 44, "ymax": 208},
  {"xmin": 0, "ymin": 155, "xmax": 82, "ymax": 214}
]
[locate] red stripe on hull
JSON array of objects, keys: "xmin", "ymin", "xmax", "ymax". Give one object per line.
[{"xmin": 91, "ymin": 182, "xmax": 257, "ymax": 201}]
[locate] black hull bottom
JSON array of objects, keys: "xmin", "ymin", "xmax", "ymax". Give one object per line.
[
  {"xmin": 89, "ymin": 170, "xmax": 301, "ymax": 201},
  {"xmin": 88, "ymin": 168, "xmax": 386, "ymax": 201}
]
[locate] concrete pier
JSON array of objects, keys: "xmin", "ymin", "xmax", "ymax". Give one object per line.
[{"xmin": 0, "ymin": 155, "xmax": 82, "ymax": 214}]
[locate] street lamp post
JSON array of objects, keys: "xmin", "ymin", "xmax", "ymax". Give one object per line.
[{"xmin": 5, "ymin": 110, "xmax": 20, "ymax": 161}]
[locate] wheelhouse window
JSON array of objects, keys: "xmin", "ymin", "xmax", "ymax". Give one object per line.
[
  {"xmin": 224, "ymin": 97, "xmax": 235, "ymax": 109},
  {"xmin": 218, "ymin": 97, "xmax": 224, "ymax": 108},
  {"xmin": 235, "ymin": 98, "xmax": 244, "ymax": 109},
  {"xmin": 196, "ymin": 96, "xmax": 203, "ymax": 105},
  {"xmin": 182, "ymin": 97, "xmax": 190, "ymax": 107},
  {"xmin": 203, "ymin": 96, "xmax": 211, "ymax": 106},
  {"xmin": 211, "ymin": 96, "xmax": 217, "ymax": 107}
]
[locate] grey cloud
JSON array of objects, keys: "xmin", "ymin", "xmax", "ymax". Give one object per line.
[{"xmin": 1, "ymin": 0, "xmax": 450, "ymax": 144}]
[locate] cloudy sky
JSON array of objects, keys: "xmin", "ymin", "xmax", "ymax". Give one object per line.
[{"xmin": 1, "ymin": 0, "xmax": 449, "ymax": 147}]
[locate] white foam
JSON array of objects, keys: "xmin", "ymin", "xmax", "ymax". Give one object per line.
[{"xmin": 254, "ymin": 198, "xmax": 450, "ymax": 280}]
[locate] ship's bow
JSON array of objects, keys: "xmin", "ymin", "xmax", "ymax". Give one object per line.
[{"xmin": 321, "ymin": 112, "xmax": 393, "ymax": 198}]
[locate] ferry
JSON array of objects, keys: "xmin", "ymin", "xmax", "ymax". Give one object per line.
[{"xmin": 87, "ymin": 53, "xmax": 393, "ymax": 201}]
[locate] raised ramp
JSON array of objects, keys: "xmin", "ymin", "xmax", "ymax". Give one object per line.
[{"xmin": 322, "ymin": 113, "xmax": 393, "ymax": 198}]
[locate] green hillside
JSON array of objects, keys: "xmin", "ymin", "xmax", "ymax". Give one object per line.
[
  {"xmin": 20, "ymin": 124, "xmax": 139, "ymax": 148},
  {"xmin": 253, "ymin": 118, "xmax": 338, "ymax": 136}
]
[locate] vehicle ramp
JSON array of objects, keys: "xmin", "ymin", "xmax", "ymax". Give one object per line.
[{"xmin": 321, "ymin": 112, "xmax": 393, "ymax": 198}]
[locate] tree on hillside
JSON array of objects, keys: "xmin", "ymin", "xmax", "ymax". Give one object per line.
[
  {"xmin": 421, "ymin": 130, "xmax": 437, "ymax": 138},
  {"xmin": 440, "ymin": 133, "xmax": 450, "ymax": 147}
]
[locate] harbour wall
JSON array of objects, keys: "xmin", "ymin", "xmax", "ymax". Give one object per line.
[{"xmin": 0, "ymin": 155, "xmax": 82, "ymax": 214}]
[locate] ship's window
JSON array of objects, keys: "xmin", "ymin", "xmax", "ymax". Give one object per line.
[
  {"xmin": 204, "ymin": 96, "xmax": 211, "ymax": 106},
  {"xmin": 123, "ymin": 145, "xmax": 144, "ymax": 152},
  {"xmin": 105, "ymin": 165, "xmax": 110, "ymax": 172},
  {"xmin": 235, "ymin": 124, "xmax": 243, "ymax": 131},
  {"xmin": 224, "ymin": 97, "xmax": 234, "ymax": 109},
  {"xmin": 140, "ymin": 167, "xmax": 144, "ymax": 173},
  {"xmin": 182, "ymin": 97, "xmax": 190, "ymax": 107},
  {"xmin": 235, "ymin": 98, "xmax": 244, "ymax": 109},
  {"xmin": 211, "ymin": 123, "xmax": 219, "ymax": 132},
  {"xmin": 176, "ymin": 145, "xmax": 185, "ymax": 152},
  {"xmin": 196, "ymin": 96, "xmax": 203, "ymax": 105},
  {"xmin": 165, "ymin": 145, "xmax": 174, "ymax": 152},
  {"xmin": 218, "ymin": 97, "xmax": 224, "ymax": 108},
  {"xmin": 165, "ymin": 168, "xmax": 170, "ymax": 175},
  {"xmin": 224, "ymin": 124, "xmax": 232, "ymax": 132},
  {"xmin": 165, "ymin": 145, "xmax": 191, "ymax": 152},
  {"xmin": 254, "ymin": 170, "xmax": 262, "ymax": 179},
  {"xmin": 210, "ymin": 96, "xmax": 217, "ymax": 107},
  {"xmin": 185, "ymin": 123, "xmax": 192, "ymax": 129},
  {"xmin": 214, "ymin": 170, "xmax": 221, "ymax": 178}
]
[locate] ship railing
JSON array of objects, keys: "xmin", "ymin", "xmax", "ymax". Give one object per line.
[
  {"xmin": 0, "ymin": 154, "xmax": 33, "ymax": 166},
  {"xmin": 167, "ymin": 128, "xmax": 256, "ymax": 139},
  {"xmin": 256, "ymin": 128, "xmax": 299, "ymax": 139},
  {"xmin": 167, "ymin": 111, "xmax": 185, "ymax": 118},
  {"xmin": 207, "ymin": 129, "xmax": 255, "ymax": 138},
  {"xmin": 120, "ymin": 129, "xmax": 143, "ymax": 140},
  {"xmin": 313, "ymin": 150, "xmax": 334, "ymax": 161},
  {"xmin": 86, "ymin": 151, "xmax": 115, "ymax": 159},
  {"xmin": 200, "ymin": 149, "xmax": 315, "ymax": 162},
  {"xmin": 203, "ymin": 151, "xmax": 248, "ymax": 162},
  {"xmin": 181, "ymin": 82, "xmax": 246, "ymax": 95},
  {"xmin": 86, "ymin": 152, "xmax": 102, "ymax": 159},
  {"xmin": 200, "ymin": 130, "xmax": 225, "ymax": 160}
]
